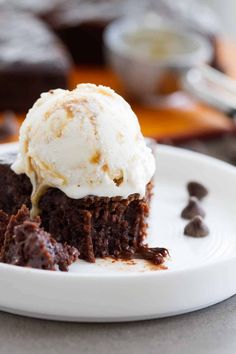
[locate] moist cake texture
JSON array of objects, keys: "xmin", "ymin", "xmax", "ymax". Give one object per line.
[
  {"xmin": 0, "ymin": 152, "xmax": 31, "ymax": 214},
  {"xmin": 0, "ymin": 150, "xmax": 155, "ymax": 263},
  {"xmin": 39, "ymin": 184, "xmax": 152, "ymax": 262},
  {"xmin": 0, "ymin": 205, "xmax": 79, "ymax": 271}
]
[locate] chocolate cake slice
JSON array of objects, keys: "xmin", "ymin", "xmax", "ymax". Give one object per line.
[
  {"xmin": 0, "ymin": 149, "xmax": 153, "ymax": 263},
  {"xmin": 0, "ymin": 205, "xmax": 79, "ymax": 271},
  {"xmin": 0, "ymin": 11, "xmax": 71, "ymax": 112}
]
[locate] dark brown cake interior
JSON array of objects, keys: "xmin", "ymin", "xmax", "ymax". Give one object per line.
[
  {"xmin": 0, "ymin": 205, "xmax": 79, "ymax": 271},
  {"xmin": 0, "ymin": 152, "xmax": 31, "ymax": 214},
  {"xmin": 0, "ymin": 149, "xmax": 168, "ymax": 267},
  {"xmin": 39, "ymin": 186, "xmax": 151, "ymax": 262}
]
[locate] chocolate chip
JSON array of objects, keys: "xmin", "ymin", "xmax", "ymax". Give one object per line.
[
  {"xmin": 181, "ymin": 197, "xmax": 206, "ymax": 220},
  {"xmin": 184, "ymin": 216, "xmax": 209, "ymax": 237},
  {"xmin": 187, "ymin": 181, "xmax": 208, "ymax": 200}
]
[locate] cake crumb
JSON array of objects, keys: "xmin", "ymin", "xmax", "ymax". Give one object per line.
[{"xmin": 0, "ymin": 205, "xmax": 79, "ymax": 271}]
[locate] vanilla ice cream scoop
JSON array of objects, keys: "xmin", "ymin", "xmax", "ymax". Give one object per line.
[{"xmin": 12, "ymin": 84, "xmax": 155, "ymax": 214}]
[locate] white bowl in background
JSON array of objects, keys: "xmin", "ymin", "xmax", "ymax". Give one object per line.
[{"xmin": 104, "ymin": 16, "xmax": 213, "ymax": 100}]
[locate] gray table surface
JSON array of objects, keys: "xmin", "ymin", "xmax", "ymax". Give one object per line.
[{"xmin": 0, "ymin": 295, "xmax": 236, "ymax": 354}]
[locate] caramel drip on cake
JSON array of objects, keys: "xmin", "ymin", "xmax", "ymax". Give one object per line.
[{"xmin": 31, "ymin": 183, "xmax": 50, "ymax": 217}]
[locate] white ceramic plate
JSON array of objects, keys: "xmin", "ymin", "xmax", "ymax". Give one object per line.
[{"xmin": 0, "ymin": 143, "xmax": 236, "ymax": 322}]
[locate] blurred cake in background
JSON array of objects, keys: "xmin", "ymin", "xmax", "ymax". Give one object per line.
[
  {"xmin": 0, "ymin": 11, "xmax": 71, "ymax": 112},
  {"xmin": 45, "ymin": 0, "xmax": 127, "ymax": 65}
]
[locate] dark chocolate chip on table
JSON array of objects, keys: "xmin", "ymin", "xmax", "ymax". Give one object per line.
[
  {"xmin": 181, "ymin": 196, "xmax": 206, "ymax": 220},
  {"xmin": 184, "ymin": 216, "xmax": 209, "ymax": 238},
  {"xmin": 187, "ymin": 181, "xmax": 208, "ymax": 200}
]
